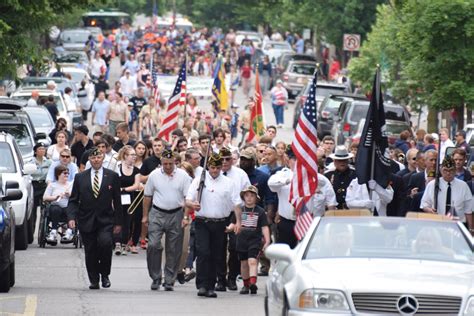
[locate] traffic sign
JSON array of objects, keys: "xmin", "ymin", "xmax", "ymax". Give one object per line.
[{"xmin": 343, "ymin": 34, "xmax": 361, "ymax": 51}]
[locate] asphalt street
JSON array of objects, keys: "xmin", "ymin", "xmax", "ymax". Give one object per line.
[{"xmin": 1, "ymin": 58, "xmax": 297, "ymax": 316}]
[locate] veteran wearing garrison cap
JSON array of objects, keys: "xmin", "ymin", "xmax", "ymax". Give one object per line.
[
  {"xmin": 185, "ymin": 152, "xmax": 242, "ymax": 298},
  {"xmin": 421, "ymin": 156, "xmax": 473, "ymax": 229},
  {"xmin": 142, "ymin": 148, "xmax": 192, "ymax": 291},
  {"xmin": 67, "ymin": 147, "xmax": 123, "ymax": 290}
]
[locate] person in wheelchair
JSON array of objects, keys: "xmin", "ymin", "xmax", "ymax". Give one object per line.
[{"xmin": 43, "ymin": 165, "xmax": 74, "ymax": 245}]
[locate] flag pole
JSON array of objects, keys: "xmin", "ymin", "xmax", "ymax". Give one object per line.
[{"xmin": 369, "ymin": 65, "xmax": 381, "ymax": 205}]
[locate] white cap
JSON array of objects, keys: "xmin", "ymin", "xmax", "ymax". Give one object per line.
[{"xmin": 431, "ymin": 133, "xmax": 439, "ymax": 141}]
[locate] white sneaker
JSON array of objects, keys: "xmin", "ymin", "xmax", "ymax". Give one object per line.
[
  {"xmin": 61, "ymin": 228, "xmax": 74, "ymax": 243},
  {"xmin": 47, "ymin": 230, "xmax": 58, "ymax": 245},
  {"xmin": 114, "ymin": 243, "xmax": 122, "ymax": 256}
]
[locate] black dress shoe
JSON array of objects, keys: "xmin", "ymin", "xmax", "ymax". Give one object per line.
[
  {"xmin": 89, "ymin": 283, "xmax": 100, "ymax": 290},
  {"xmin": 101, "ymin": 276, "xmax": 111, "ymax": 288},
  {"xmin": 197, "ymin": 287, "xmax": 207, "ymax": 296},
  {"xmin": 163, "ymin": 283, "xmax": 174, "ymax": 291},
  {"xmin": 151, "ymin": 280, "xmax": 160, "ymax": 291},
  {"xmin": 257, "ymin": 271, "xmax": 269, "ymax": 276},
  {"xmin": 177, "ymin": 272, "xmax": 185, "ymax": 284},
  {"xmin": 205, "ymin": 290, "xmax": 217, "ymax": 298},
  {"xmin": 227, "ymin": 279, "xmax": 237, "ymax": 291},
  {"xmin": 184, "ymin": 270, "xmax": 196, "ymax": 282},
  {"xmin": 215, "ymin": 283, "xmax": 226, "ymax": 292},
  {"xmin": 249, "ymin": 283, "xmax": 258, "ymax": 294}
]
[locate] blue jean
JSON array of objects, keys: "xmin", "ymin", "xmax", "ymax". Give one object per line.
[{"xmin": 272, "ymin": 104, "xmax": 284, "ymax": 125}]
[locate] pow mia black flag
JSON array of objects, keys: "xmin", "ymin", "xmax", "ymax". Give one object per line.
[{"xmin": 355, "ymin": 68, "xmax": 391, "ymax": 188}]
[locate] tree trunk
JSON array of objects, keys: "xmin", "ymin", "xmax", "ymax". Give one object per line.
[
  {"xmin": 467, "ymin": 108, "xmax": 472, "ymax": 124},
  {"xmin": 427, "ymin": 108, "xmax": 438, "ymax": 132},
  {"xmin": 456, "ymin": 103, "xmax": 464, "ymax": 131}
]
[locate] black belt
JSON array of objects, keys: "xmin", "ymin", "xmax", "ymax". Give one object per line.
[
  {"xmin": 153, "ymin": 205, "xmax": 182, "ymax": 214},
  {"xmin": 33, "ymin": 180, "xmax": 46, "ymax": 184},
  {"xmin": 195, "ymin": 217, "xmax": 226, "ymax": 223}
]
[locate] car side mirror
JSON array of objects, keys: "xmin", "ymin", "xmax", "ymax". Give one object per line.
[
  {"xmin": 35, "ymin": 133, "xmax": 47, "ymax": 141},
  {"xmin": 265, "ymin": 244, "xmax": 294, "ymax": 263},
  {"xmin": 2, "ymin": 188, "xmax": 22, "ymax": 201},
  {"xmin": 23, "ymin": 163, "xmax": 37, "ymax": 175},
  {"xmin": 5, "ymin": 181, "xmax": 19, "ymax": 190}
]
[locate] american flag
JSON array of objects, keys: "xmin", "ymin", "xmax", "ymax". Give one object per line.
[
  {"xmin": 289, "ymin": 71, "xmax": 319, "ymax": 240},
  {"xmin": 157, "ymin": 59, "xmax": 186, "ymax": 141}
]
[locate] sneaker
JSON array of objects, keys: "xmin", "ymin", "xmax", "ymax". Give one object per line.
[
  {"xmin": 47, "ymin": 230, "xmax": 58, "ymax": 245},
  {"xmin": 121, "ymin": 245, "xmax": 127, "ymax": 256},
  {"xmin": 184, "ymin": 270, "xmax": 196, "ymax": 282},
  {"xmin": 140, "ymin": 239, "xmax": 147, "ymax": 250},
  {"xmin": 249, "ymin": 283, "xmax": 258, "ymax": 294},
  {"xmin": 114, "ymin": 243, "xmax": 122, "ymax": 256},
  {"xmin": 239, "ymin": 286, "xmax": 249, "ymax": 295},
  {"xmin": 61, "ymin": 228, "xmax": 74, "ymax": 243},
  {"xmin": 130, "ymin": 246, "xmax": 139, "ymax": 254}
]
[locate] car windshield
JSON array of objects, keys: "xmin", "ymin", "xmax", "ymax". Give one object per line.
[
  {"xmin": 56, "ymin": 53, "xmax": 87, "ymax": 64},
  {"xmin": 385, "ymin": 106, "xmax": 408, "ymax": 121},
  {"xmin": 0, "ymin": 125, "xmax": 33, "ymax": 156},
  {"xmin": 61, "ymin": 31, "xmax": 89, "ymax": 43},
  {"xmin": 385, "ymin": 123, "xmax": 409, "ymax": 135},
  {"xmin": 0, "ymin": 142, "xmax": 16, "ymax": 173},
  {"xmin": 290, "ymin": 64, "xmax": 316, "ymax": 75},
  {"xmin": 13, "ymin": 95, "xmax": 64, "ymax": 112},
  {"xmin": 322, "ymin": 97, "xmax": 345, "ymax": 112},
  {"xmin": 305, "ymin": 218, "xmax": 473, "ymax": 264},
  {"xmin": 316, "ymin": 86, "xmax": 347, "ymax": 98},
  {"xmin": 25, "ymin": 108, "xmax": 53, "ymax": 128}
]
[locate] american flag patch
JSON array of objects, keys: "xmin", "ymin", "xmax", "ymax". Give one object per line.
[{"xmin": 241, "ymin": 211, "xmax": 258, "ymax": 228}]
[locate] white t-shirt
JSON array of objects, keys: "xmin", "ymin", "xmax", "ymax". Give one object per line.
[{"xmin": 144, "ymin": 167, "xmax": 192, "ymax": 210}]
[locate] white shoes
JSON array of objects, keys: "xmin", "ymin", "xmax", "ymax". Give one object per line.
[
  {"xmin": 61, "ymin": 228, "xmax": 74, "ymax": 243},
  {"xmin": 47, "ymin": 229, "xmax": 58, "ymax": 245}
]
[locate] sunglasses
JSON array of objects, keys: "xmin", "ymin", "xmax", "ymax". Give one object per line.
[
  {"xmin": 62, "ymin": 171, "xmax": 70, "ymax": 175},
  {"xmin": 222, "ymin": 157, "xmax": 232, "ymax": 161},
  {"xmin": 61, "ymin": 155, "xmax": 71, "ymax": 158}
]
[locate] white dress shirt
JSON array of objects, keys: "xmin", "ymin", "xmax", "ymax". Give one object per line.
[
  {"xmin": 145, "ymin": 167, "xmax": 192, "ymax": 210},
  {"xmin": 439, "ymin": 139, "xmax": 455, "ymax": 163},
  {"xmin": 346, "ymin": 178, "xmax": 394, "ymax": 216},
  {"xmin": 308, "ymin": 174, "xmax": 338, "ymax": 217},
  {"xmin": 420, "ymin": 177, "xmax": 472, "ymax": 222},
  {"xmin": 268, "ymin": 167, "xmax": 295, "ymax": 221},
  {"xmin": 90, "ymin": 167, "xmax": 104, "ymax": 190},
  {"xmin": 186, "ymin": 173, "xmax": 241, "ymax": 219},
  {"xmin": 222, "ymin": 166, "xmax": 251, "ymax": 192},
  {"xmin": 85, "ymin": 152, "xmax": 119, "ymax": 174}
]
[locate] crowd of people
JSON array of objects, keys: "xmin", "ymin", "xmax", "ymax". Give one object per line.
[{"xmin": 25, "ymin": 22, "xmax": 474, "ymax": 297}]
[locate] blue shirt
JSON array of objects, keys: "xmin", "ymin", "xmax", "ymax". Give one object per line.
[
  {"xmin": 295, "ymin": 39, "xmax": 305, "ymax": 54},
  {"xmin": 247, "ymin": 168, "xmax": 275, "ymax": 207},
  {"xmin": 92, "ymin": 99, "xmax": 110, "ymax": 126},
  {"xmin": 46, "ymin": 161, "xmax": 78, "ymax": 183}
]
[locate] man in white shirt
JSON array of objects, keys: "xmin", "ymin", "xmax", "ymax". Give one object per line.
[
  {"xmin": 27, "ymin": 90, "xmax": 39, "ymax": 106},
  {"xmin": 89, "ymin": 52, "xmax": 106, "ymax": 79},
  {"xmin": 346, "ymin": 178, "xmax": 394, "ymax": 216},
  {"xmin": 119, "ymin": 69, "xmax": 137, "ymax": 98},
  {"xmin": 421, "ymin": 156, "xmax": 472, "ymax": 229},
  {"xmin": 439, "ymin": 128, "xmax": 455, "ymax": 163},
  {"xmin": 142, "ymin": 149, "xmax": 192, "ymax": 291},
  {"xmin": 218, "ymin": 147, "xmax": 250, "ymax": 291},
  {"xmin": 186, "ymin": 153, "xmax": 242, "ymax": 298}
]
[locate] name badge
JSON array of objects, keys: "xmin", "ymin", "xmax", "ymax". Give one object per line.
[{"xmin": 121, "ymin": 194, "xmax": 131, "ymax": 205}]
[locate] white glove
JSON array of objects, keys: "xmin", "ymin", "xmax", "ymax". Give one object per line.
[
  {"xmin": 368, "ymin": 180, "xmax": 377, "ymax": 190},
  {"xmin": 365, "ymin": 200, "xmax": 375, "ymax": 209}
]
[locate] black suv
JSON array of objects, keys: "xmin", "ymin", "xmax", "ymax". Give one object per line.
[
  {"xmin": 0, "ymin": 176, "xmax": 22, "ymax": 293},
  {"xmin": 316, "ymin": 94, "xmax": 367, "ymax": 140}
]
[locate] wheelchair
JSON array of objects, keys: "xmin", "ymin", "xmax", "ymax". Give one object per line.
[{"xmin": 37, "ymin": 203, "xmax": 82, "ymax": 249}]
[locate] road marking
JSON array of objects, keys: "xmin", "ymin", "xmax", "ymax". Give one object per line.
[
  {"xmin": 0, "ymin": 295, "xmax": 37, "ymax": 316},
  {"xmin": 23, "ymin": 295, "xmax": 37, "ymax": 316}
]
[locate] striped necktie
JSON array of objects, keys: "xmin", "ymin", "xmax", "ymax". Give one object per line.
[{"xmin": 93, "ymin": 170, "xmax": 100, "ymax": 198}]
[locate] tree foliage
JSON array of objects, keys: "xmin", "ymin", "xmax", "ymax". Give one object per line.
[
  {"xmin": 349, "ymin": 0, "xmax": 474, "ymax": 112},
  {"xmin": 0, "ymin": 0, "xmax": 98, "ymax": 78}
]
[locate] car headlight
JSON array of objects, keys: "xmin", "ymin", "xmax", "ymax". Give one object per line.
[
  {"xmin": 299, "ymin": 289, "xmax": 349, "ymax": 311},
  {"xmin": 464, "ymin": 296, "xmax": 474, "ymax": 315}
]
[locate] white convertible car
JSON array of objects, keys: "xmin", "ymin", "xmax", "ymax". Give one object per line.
[{"xmin": 265, "ymin": 214, "xmax": 474, "ymax": 315}]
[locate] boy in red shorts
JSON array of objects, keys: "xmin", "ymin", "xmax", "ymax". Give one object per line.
[{"xmin": 227, "ymin": 185, "xmax": 270, "ymax": 294}]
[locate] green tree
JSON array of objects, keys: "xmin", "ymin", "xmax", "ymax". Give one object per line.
[{"xmin": 0, "ymin": 0, "xmax": 98, "ymax": 78}]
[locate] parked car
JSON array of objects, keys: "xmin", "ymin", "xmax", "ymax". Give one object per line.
[
  {"xmin": 47, "ymin": 67, "xmax": 92, "ymax": 90},
  {"xmin": 316, "ymin": 94, "xmax": 368, "ymax": 139},
  {"xmin": 236, "ymin": 31, "xmax": 263, "ymax": 48},
  {"xmin": 11, "ymin": 89, "xmax": 82, "ymax": 132},
  {"xmin": 292, "ymin": 82, "xmax": 348, "ymax": 129},
  {"xmin": 262, "ymin": 40, "xmax": 294, "ymax": 64},
  {"xmin": 0, "ymin": 176, "xmax": 23, "ymax": 292},
  {"xmin": 0, "ymin": 99, "xmax": 47, "ymax": 163},
  {"xmin": 332, "ymin": 100, "xmax": 411, "ymax": 145},
  {"xmin": 23, "ymin": 106, "xmax": 55, "ymax": 146},
  {"xmin": 0, "ymin": 132, "xmax": 36, "ymax": 250},
  {"xmin": 264, "ymin": 214, "xmax": 473, "ymax": 316},
  {"xmin": 345, "ymin": 118, "xmax": 413, "ymax": 148},
  {"xmin": 19, "ymin": 76, "xmax": 79, "ymax": 98},
  {"xmin": 276, "ymin": 53, "xmax": 317, "ymax": 77},
  {"xmin": 281, "ymin": 60, "xmax": 317, "ymax": 100},
  {"xmin": 465, "ymin": 124, "xmax": 474, "ymax": 158},
  {"xmin": 58, "ymin": 28, "xmax": 92, "ymax": 52},
  {"xmin": 54, "ymin": 51, "xmax": 89, "ymax": 70}
]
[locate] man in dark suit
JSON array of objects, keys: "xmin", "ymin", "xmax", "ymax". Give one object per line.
[
  {"xmin": 67, "ymin": 148, "xmax": 123, "ymax": 290},
  {"xmin": 406, "ymin": 149, "xmax": 438, "ymax": 212}
]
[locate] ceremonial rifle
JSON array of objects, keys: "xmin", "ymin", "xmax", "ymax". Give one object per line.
[
  {"xmin": 197, "ymin": 140, "xmax": 212, "ymax": 203},
  {"xmin": 433, "ymin": 145, "xmax": 441, "ymax": 212}
]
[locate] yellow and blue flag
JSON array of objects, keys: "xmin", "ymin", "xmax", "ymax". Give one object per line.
[{"xmin": 212, "ymin": 58, "xmax": 228, "ymax": 111}]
